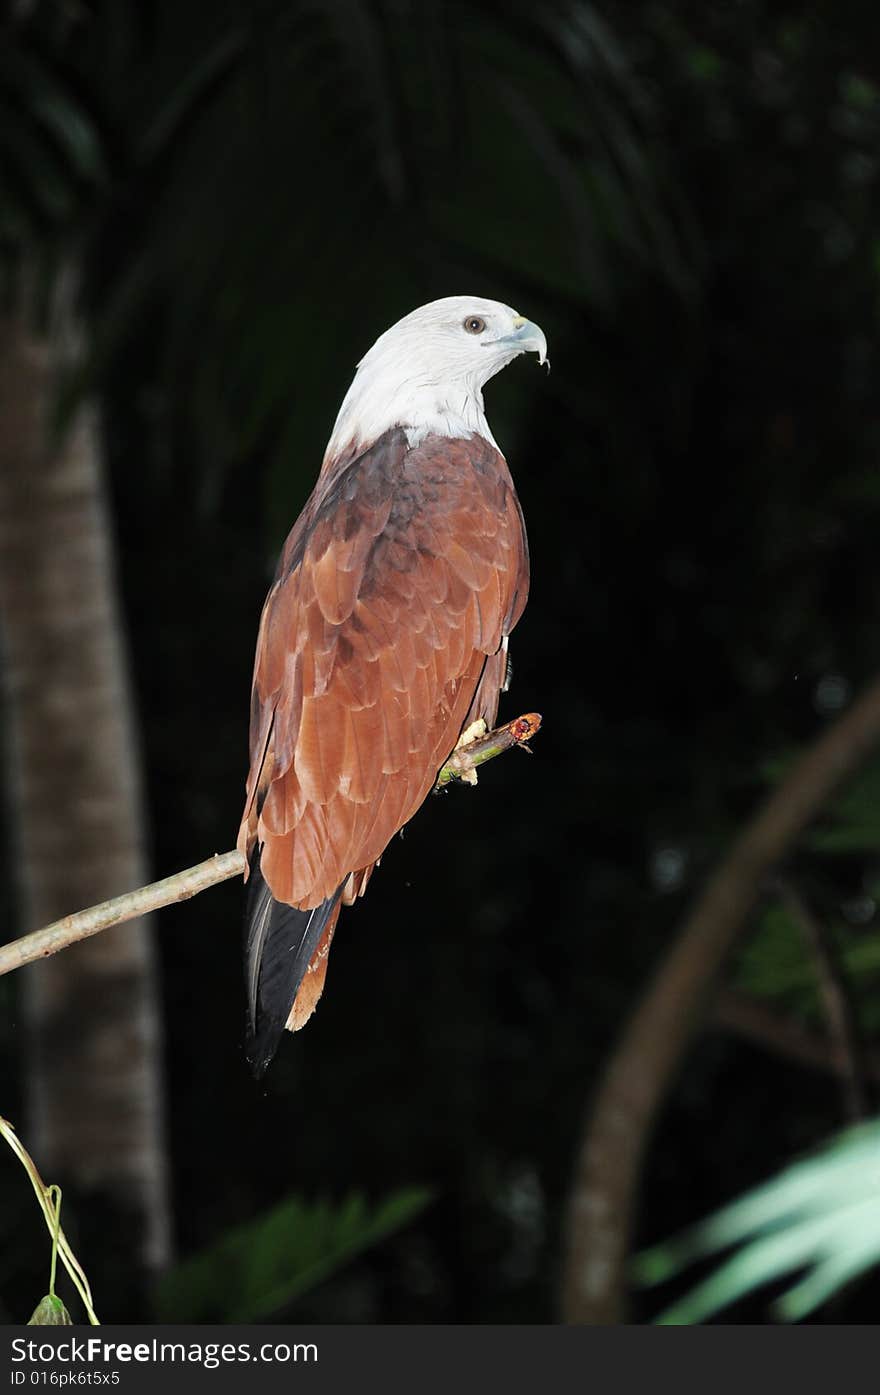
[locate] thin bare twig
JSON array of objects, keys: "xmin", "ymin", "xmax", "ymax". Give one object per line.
[
  {"xmin": 0, "ymin": 714, "xmax": 542, "ymax": 978},
  {"xmin": 0, "ymin": 851, "xmax": 246, "ymax": 977},
  {"xmin": 773, "ymin": 876, "xmax": 869, "ymax": 1120},
  {"xmin": 713, "ymin": 986, "xmax": 880, "ymax": 1084}
]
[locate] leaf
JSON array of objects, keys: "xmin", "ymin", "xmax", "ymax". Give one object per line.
[
  {"xmin": 634, "ymin": 1120, "xmax": 880, "ymax": 1322},
  {"xmin": 28, "ymin": 1294, "xmax": 72, "ymax": 1326},
  {"xmin": 156, "ymin": 1186, "xmax": 433, "ymax": 1323},
  {"xmin": 0, "ymin": 1118, "xmax": 99, "ymax": 1325}
]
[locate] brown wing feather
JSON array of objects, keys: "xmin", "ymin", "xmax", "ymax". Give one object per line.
[{"xmin": 239, "ymin": 426, "xmax": 528, "ymax": 1029}]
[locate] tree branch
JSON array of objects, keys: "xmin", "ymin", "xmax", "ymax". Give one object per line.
[
  {"xmin": 0, "ymin": 851, "xmax": 246, "ymax": 977},
  {"xmin": 434, "ymin": 712, "xmax": 541, "ymax": 788},
  {"xmin": 560, "ymin": 674, "xmax": 880, "ymax": 1325},
  {"xmin": 773, "ymin": 876, "xmax": 869, "ymax": 1120},
  {"xmin": 0, "ymin": 713, "xmax": 542, "ymax": 978},
  {"xmin": 713, "ymin": 986, "xmax": 880, "ymax": 1085}
]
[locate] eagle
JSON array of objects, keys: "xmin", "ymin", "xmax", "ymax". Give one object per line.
[{"xmin": 238, "ymin": 296, "xmax": 547, "ymax": 1075}]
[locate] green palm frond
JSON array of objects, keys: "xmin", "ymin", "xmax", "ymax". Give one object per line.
[
  {"xmin": 156, "ymin": 1186, "xmax": 433, "ymax": 1323},
  {"xmin": 0, "ymin": 36, "xmax": 106, "ymax": 241},
  {"xmin": 634, "ymin": 1120, "xmax": 880, "ymax": 1322}
]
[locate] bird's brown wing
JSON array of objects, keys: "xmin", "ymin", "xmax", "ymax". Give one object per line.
[{"xmin": 238, "ymin": 425, "xmax": 528, "ymax": 1045}]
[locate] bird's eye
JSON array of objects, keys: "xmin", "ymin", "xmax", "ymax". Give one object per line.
[{"xmin": 463, "ymin": 316, "xmax": 486, "ymax": 335}]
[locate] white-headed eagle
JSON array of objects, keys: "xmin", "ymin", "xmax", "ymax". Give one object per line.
[{"xmin": 238, "ymin": 296, "xmax": 547, "ymax": 1074}]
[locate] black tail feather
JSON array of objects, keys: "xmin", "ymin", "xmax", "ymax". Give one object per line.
[{"xmin": 244, "ymin": 850, "xmax": 342, "ymax": 1078}]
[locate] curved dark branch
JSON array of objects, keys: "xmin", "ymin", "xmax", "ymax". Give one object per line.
[
  {"xmin": 0, "ymin": 713, "xmax": 542, "ymax": 977},
  {"xmin": 560, "ymin": 674, "xmax": 880, "ymax": 1324}
]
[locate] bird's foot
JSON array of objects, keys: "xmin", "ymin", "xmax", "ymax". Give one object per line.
[
  {"xmin": 453, "ymin": 719, "xmax": 487, "ymax": 785},
  {"xmin": 455, "ymin": 718, "xmax": 487, "ymax": 750}
]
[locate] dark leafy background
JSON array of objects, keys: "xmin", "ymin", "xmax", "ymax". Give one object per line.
[{"xmin": 3, "ymin": 0, "xmax": 880, "ymax": 1323}]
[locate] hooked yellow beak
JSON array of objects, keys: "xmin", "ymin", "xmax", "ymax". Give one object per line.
[{"xmin": 494, "ymin": 314, "xmax": 549, "ymax": 367}]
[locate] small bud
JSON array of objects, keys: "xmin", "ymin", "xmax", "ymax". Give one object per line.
[{"xmin": 28, "ymin": 1294, "xmax": 72, "ymax": 1325}]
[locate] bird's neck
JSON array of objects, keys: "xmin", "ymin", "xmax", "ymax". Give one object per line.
[{"xmin": 322, "ymin": 367, "xmax": 498, "ymax": 469}]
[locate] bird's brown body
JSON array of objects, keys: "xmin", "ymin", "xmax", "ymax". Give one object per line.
[
  {"xmin": 238, "ymin": 426, "xmax": 528, "ymax": 1070},
  {"xmin": 238, "ymin": 294, "xmax": 545, "ymax": 1074}
]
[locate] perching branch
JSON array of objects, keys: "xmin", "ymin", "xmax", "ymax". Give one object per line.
[
  {"xmin": 560, "ymin": 673, "xmax": 880, "ymax": 1325},
  {"xmin": 0, "ymin": 713, "xmax": 542, "ymax": 978},
  {"xmin": 434, "ymin": 712, "xmax": 541, "ymax": 788},
  {"xmin": 0, "ymin": 851, "xmax": 246, "ymax": 978}
]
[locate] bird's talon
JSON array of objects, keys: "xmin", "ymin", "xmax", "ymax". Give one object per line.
[{"xmin": 455, "ymin": 718, "xmax": 488, "ymax": 750}]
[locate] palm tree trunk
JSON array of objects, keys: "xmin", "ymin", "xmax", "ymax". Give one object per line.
[{"xmin": 0, "ymin": 275, "xmax": 171, "ymax": 1307}]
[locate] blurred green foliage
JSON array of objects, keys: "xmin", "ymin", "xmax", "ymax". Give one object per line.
[
  {"xmin": 635, "ymin": 1120, "xmax": 880, "ymax": 1322},
  {"xmin": 157, "ymin": 1187, "xmax": 432, "ymax": 1322},
  {"xmin": 732, "ymin": 750, "xmax": 880, "ymax": 1031}
]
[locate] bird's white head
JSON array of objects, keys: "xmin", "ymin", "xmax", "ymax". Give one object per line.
[{"xmin": 323, "ymin": 295, "xmax": 548, "ymax": 466}]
